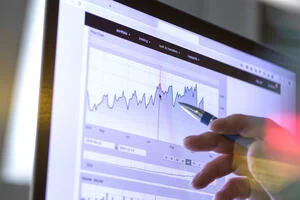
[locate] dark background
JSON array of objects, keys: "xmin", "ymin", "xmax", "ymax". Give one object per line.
[{"xmin": 0, "ymin": 0, "xmax": 299, "ymax": 199}]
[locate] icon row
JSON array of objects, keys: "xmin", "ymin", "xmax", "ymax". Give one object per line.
[
  {"xmin": 240, "ymin": 63, "xmax": 294, "ymax": 87},
  {"xmin": 163, "ymin": 155, "xmax": 202, "ymax": 168}
]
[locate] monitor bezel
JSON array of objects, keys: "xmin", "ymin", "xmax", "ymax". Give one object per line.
[{"xmin": 31, "ymin": 0, "xmax": 299, "ymax": 199}]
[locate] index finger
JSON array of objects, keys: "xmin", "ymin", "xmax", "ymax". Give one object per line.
[{"xmin": 211, "ymin": 114, "xmax": 265, "ymax": 138}]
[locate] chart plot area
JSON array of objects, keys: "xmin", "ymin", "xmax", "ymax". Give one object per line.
[{"xmin": 85, "ymin": 48, "xmax": 219, "ymax": 145}]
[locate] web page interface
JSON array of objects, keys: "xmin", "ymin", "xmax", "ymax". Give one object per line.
[{"xmin": 45, "ymin": 0, "xmax": 296, "ymax": 199}]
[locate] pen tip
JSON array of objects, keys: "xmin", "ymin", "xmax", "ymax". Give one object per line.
[
  {"xmin": 178, "ymin": 102, "xmax": 186, "ymax": 107},
  {"xmin": 178, "ymin": 102, "xmax": 192, "ymax": 110}
]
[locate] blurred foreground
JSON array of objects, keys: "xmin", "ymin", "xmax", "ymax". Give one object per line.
[{"xmin": 0, "ymin": 0, "xmax": 299, "ymax": 199}]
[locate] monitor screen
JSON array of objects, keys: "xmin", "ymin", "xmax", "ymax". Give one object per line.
[{"xmin": 44, "ymin": 0, "xmax": 296, "ymax": 199}]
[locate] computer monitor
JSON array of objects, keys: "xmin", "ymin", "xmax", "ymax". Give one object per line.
[{"xmin": 32, "ymin": 0, "xmax": 298, "ymax": 199}]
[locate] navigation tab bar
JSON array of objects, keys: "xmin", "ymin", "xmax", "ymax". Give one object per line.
[{"xmin": 85, "ymin": 12, "xmax": 281, "ymax": 94}]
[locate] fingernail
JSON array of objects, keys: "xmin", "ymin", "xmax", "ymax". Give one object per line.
[
  {"xmin": 183, "ymin": 136, "xmax": 192, "ymax": 147},
  {"xmin": 210, "ymin": 118, "xmax": 226, "ymax": 131},
  {"xmin": 191, "ymin": 174, "xmax": 205, "ymax": 189},
  {"xmin": 192, "ymin": 180, "xmax": 204, "ymax": 189},
  {"xmin": 184, "ymin": 135, "xmax": 194, "ymax": 140},
  {"xmin": 210, "ymin": 120, "xmax": 219, "ymax": 130}
]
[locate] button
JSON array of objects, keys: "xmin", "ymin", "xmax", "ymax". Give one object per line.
[
  {"xmin": 169, "ymin": 156, "xmax": 175, "ymax": 161},
  {"xmin": 185, "ymin": 159, "xmax": 192, "ymax": 166},
  {"xmin": 180, "ymin": 158, "xmax": 185, "ymax": 164},
  {"xmin": 174, "ymin": 157, "xmax": 181, "ymax": 163}
]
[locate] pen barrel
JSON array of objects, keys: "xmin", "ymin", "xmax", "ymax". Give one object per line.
[{"xmin": 200, "ymin": 112, "xmax": 217, "ymax": 126}]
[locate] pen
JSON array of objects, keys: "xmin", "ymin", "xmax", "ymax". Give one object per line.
[{"xmin": 178, "ymin": 102, "xmax": 255, "ymax": 149}]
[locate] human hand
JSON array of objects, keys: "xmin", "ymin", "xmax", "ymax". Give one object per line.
[{"xmin": 184, "ymin": 114, "xmax": 300, "ymax": 200}]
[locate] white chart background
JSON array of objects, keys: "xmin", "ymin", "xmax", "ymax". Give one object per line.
[{"xmin": 86, "ymin": 48, "xmax": 220, "ymax": 145}]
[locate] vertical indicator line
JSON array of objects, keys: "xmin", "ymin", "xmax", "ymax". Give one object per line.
[{"xmin": 156, "ymin": 69, "xmax": 163, "ymax": 140}]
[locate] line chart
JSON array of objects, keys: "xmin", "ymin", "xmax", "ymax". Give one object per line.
[
  {"xmin": 85, "ymin": 48, "xmax": 219, "ymax": 145},
  {"xmin": 88, "ymin": 85, "xmax": 204, "ymax": 112}
]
